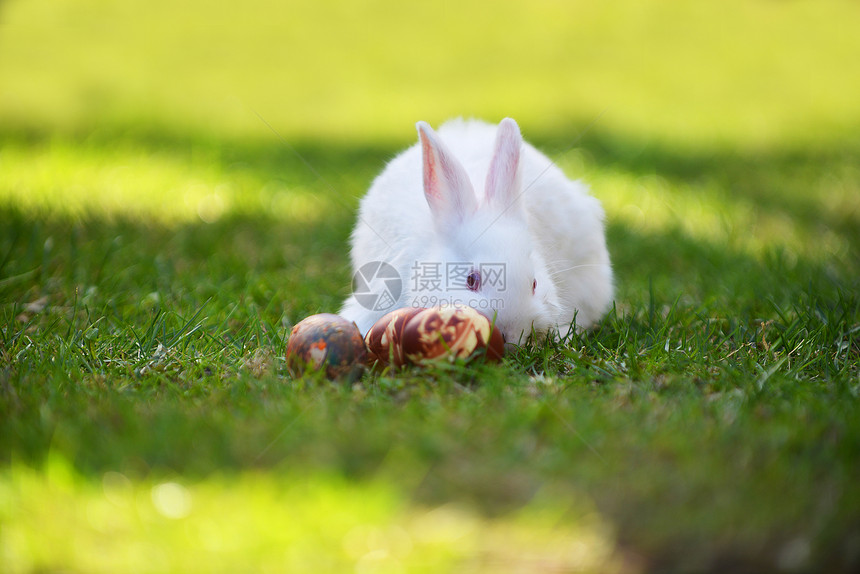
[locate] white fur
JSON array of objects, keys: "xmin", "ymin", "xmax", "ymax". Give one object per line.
[{"xmin": 340, "ymin": 118, "xmax": 614, "ymax": 343}]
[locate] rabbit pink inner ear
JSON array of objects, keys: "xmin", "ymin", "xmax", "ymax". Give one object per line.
[
  {"xmin": 485, "ymin": 117, "xmax": 523, "ymax": 213},
  {"xmin": 417, "ymin": 121, "xmax": 477, "ymax": 223}
]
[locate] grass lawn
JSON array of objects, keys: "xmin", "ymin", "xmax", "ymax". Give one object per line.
[{"xmin": 1, "ymin": 0, "xmax": 859, "ymax": 572}]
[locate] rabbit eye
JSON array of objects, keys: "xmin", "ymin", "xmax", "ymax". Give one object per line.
[
  {"xmin": 532, "ymin": 279, "xmax": 537, "ymax": 295},
  {"xmin": 466, "ymin": 270, "xmax": 481, "ymax": 291}
]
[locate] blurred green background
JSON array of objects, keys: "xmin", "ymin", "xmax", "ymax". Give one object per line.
[{"xmin": 3, "ymin": 0, "xmax": 859, "ymax": 145}]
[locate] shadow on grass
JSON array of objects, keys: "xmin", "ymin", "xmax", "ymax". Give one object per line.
[
  {"xmin": 4, "ymin": 120, "xmax": 859, "ymax": 247},
  {"xmin": 545, "ymin": 127, "xmax": 860, "ymax": 242},
  {"xmin": 2, "ymin": 122, "xmax": 857, "ymax": 296}
]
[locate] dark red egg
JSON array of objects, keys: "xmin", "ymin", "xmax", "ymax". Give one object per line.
[
  {"xmin": 401, "ymin": 306, "xmax": 505, "ymax": 365},
  {"xmin": 285, "ymin": 313, "xmax": 367, "ymax": 380},
  {"xmin": 364, "ymin": 307, "xmax": 426, "ymax": 368}
]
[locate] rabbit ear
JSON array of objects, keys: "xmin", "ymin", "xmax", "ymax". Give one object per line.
[
  {"xmin": 485, "ymin": 118, "xmax": 523, "ymax": 215},
  {"xmin": 417, "ymin": 121, "xmax": 477, "ymax": 226}
]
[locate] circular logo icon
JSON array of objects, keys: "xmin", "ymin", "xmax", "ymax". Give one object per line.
[{"xmin": 352, "ymin": 261, "xmax": 402, "ymax": 312}]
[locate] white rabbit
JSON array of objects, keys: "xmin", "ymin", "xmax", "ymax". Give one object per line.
[{"xmin": 340, "ymin": 117, "xmax": 613, "ymax": 344}]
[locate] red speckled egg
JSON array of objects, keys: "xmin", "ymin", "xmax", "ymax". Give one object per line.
[
  {"xmin": 364, "ymin": 307, "xmax": 426, "ymax": 368},
  {"xmin": 401, "ymin": 306, "xmax": 505, "ymax": 365},
  {"xmin": 285, "ymin": 313, "xmax": 367, "ymax": 380}
]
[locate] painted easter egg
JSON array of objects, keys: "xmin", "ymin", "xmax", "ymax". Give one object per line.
[
  {"xmin": 401, "ymin": 306, "xmax": 504, "ymax": 365},
  {"xmin": 364, "ymin": 306, "xmax": 426, "ymax": 367},
  {"xmin": 285, "ymin": 313, "xmax": 367, "ymax": 380}
]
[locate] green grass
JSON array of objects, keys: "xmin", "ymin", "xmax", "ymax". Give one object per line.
[{"xmin": 2, "ymin": 0, "xmax": 860, "ymax": 572}]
